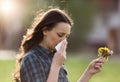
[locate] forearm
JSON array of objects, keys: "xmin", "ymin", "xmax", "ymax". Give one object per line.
[
  {"xmin": 77, "ymin": 57, "xmax": 105, "ymax": 82},
  {"xmin": 77, "ymin": 69, "xmax": 93, "ymax": 82},
  {"xmin": 46, "ymin": 40, "xmax": 67, "ymax": 82},
  {"xmin": 46, "ymin": 63, "xmax": 60, "ymax": 82}
]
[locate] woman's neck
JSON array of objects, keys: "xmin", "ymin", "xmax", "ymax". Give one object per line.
[{"xmin": 39, "ymin": 41, "xmax": 53, "ymax": 51}]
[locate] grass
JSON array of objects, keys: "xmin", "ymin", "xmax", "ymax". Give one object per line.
[
  {"xmin": 0, "ymin": 54, "xmax": 120, "ymax": 82},
  {"xmin": 65, "ymin": 55, "xmax": 120, "ymax": 82},
  {"xmin": 0, "ymin": 60, "xmax": 15, "ymax": 82}
]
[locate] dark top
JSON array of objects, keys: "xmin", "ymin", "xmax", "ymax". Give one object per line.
[{"xmin": 20, "ymin": 45, "xmax": 69, "ymax": 82}]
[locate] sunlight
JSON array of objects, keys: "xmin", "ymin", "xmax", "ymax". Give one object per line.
[{"xmin": 0, "ymin": 0, "xmax": 16, "ymax": 15}]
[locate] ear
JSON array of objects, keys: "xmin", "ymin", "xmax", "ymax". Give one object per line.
[
  {"xmin": 43, "ymin": 30, "xmax": 47, "ymax": 36},
  {"xmin": 42, "ymin": 26, "xmax": 49, "ymax": 36}
]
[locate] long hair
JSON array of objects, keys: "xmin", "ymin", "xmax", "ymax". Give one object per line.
[{"xmin": 13, "ymin": 8, "xmax": 73, "ymax": 82}]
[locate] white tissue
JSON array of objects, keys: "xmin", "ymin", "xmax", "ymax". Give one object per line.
[{"xmin": 55, "ymin": 39, "xmax": 66, "ymax": 51}]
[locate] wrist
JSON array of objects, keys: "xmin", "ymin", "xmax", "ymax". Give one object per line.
[
  {"xmin": 51, "ymin": 62, "xmax": 61, "ymax": 70},
  {"xmin": 84, "ymin": 69, "xmax": 93, "ymax": 78},
  {"xmin": 78, "ymin": 70, "xmax": 93, "ymax": 82},
  {"xmin": 47, "ymin": 61, "xmax": 61, "ymax": 82}
]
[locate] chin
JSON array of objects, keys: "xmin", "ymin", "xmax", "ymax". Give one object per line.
[
  {"xmin": 49, "ymin": 45, "xmax": 55, "ymax": 51},
  {"xmin": 52, "ymin": 46, "xmax": 56, "ymax": 50}
]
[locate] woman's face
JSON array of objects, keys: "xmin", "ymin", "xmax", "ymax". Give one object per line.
[{"xmin": 42, "ymin": 22, "xmax": 71, "ymax": 50}]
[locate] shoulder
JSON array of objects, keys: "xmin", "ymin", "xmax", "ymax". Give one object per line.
[{"xmin": 22, "ymin": 50, "xmax": 39, "ymax": 63}]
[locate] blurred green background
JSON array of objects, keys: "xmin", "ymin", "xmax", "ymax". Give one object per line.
[
  {"xmin": 0, "ymin": 55, "xmax": 120, "ymax": 82},
  {"xmin": 0, "ymin": 0, "xmax": 120, "ymax": 82}
]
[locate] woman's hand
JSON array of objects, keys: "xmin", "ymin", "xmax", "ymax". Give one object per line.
[
  {"xmin": 52, "ymin": 40, "xmax": 67, "ymax": 67},
  {"xmin": 78, "ymin": 57, "xmax": 105, "ymax": 82},
  {"xmin": 47, "ymin": 40, "xmax": 67, "ymax": 82},
  {"xmin": 86, "ymin": 57, "xmax": 105, "ymax": 75}
]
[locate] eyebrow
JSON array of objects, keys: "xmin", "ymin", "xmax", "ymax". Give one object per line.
[
  {"xmin": 57, "ymin": 32, "xmax": 71, "ymax": 35},
  {"xmin": 57, "ymin": 31, "xmax": 71, "ymax": 34}
]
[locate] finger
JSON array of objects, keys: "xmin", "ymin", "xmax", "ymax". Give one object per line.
[
  {"xmin": 94, "ymin": 65, "xmax": 102, "ymax": 71},
  {"xmin": 107, "ymin": 50, "xmax": 113, "ymax": 56},
  {"xmin": 94, "ymin": 63, "xmax": 103, "ymax": 69},
  {"xmin": 95, "ymin": 63, "xmax": 103, "ymax": 68},
  {"xmin": 96, "ymin": 57, "xmax": 106, "ymax": 63}
]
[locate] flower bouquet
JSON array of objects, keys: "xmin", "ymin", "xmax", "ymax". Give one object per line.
[{"xmin": 98, "ymin": 47, "xmax": 113, "ymax": 61}]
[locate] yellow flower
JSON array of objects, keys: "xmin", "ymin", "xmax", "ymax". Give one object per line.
[{"xmin": 98, "ymin": 47, "xmax": 110, "ymax": 61}]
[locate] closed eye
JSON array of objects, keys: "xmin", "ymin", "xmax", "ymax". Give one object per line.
[
  {"xmin": 57, "ymin": 33, "xmax": 65, "ymax": 37},
  {"xmin": 57, "ymin": 33, "xmax": 70, "ymax": 38}
]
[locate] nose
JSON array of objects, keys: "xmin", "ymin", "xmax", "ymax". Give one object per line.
[{"xmin": 60, "ymin": 38, "xmax": 67, "ymax": 42}]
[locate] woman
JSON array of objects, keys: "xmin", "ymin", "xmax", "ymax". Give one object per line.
[{"xmin": 13, "ymin": 8, "xmax": 107, "ymax": 82}]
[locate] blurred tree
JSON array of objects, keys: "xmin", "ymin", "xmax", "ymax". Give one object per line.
[{"xmin": 67, "ymin": 0, "xmax": 97, "ymax": 52}]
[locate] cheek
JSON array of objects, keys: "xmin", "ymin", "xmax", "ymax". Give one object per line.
[
  {"xmin": 49, "ymin": 34, "xmax": 60, "ymax": 44},
  {"xmin": 46, "ymin": 31, "xmax": 61, "ymax": 45}
]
